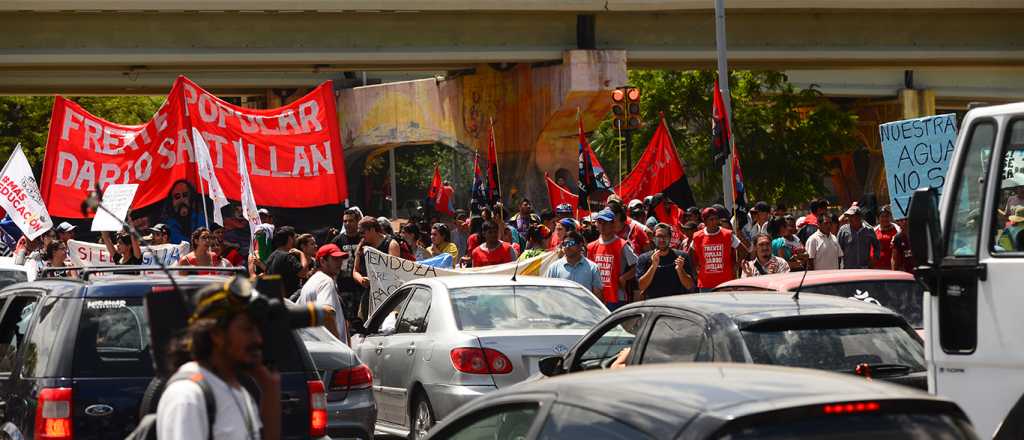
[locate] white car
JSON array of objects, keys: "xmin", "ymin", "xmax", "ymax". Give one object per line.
[
  {"xmin": 0, "ymin": 257, "xmax": 35, "ymax": 288},
  {"xmin": 351, "ymin": 275, "xmax": 609, "ymax": 439}
]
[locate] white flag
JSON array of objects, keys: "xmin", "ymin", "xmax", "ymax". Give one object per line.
[
  {"xmin": 236, "ymin": 141, "xmax": 262, "ymax": 234},
  {"xmin": 192, "ymin": 128, "xmax": 230, "ymax": 226},
  {"xmin": 0, "ymin": 145, "xmax": 53, "ymax": 240}
]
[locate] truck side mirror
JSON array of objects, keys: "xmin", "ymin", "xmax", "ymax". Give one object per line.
[
  {"xmin": 538, "ymin": 355, "xmax": 564, "ymax": 377},
  {"xmin": 907, "ymin": 187, "xmax": 943, "ymax": 267}
]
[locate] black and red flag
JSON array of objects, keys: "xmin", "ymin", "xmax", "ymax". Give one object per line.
[
  {"xmin": 470, "ymin": 152, "xmax": 488, "ymax": 213},
  {"xmin": 486, "ymin": 120, "xmax": 502, "ymax": 205},
  {"xmin": 576, "ymin": 111, "xmax": 612, "ymax": 212},
  {"xmin": 711, "ymin": 79, "xmax": 731, "ymax": 168},
  {"xmin": 732, "ymin": 145, "xmax": 748, "ymax": 210},
  {"xmin": 616, "ymin": 113, "xmax": 696, "ymax": 210}
]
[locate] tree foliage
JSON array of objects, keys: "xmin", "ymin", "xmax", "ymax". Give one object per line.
[
  {"xmin": 591, "ymin": 70, "xmax": 860, "ymax": 206},
  {"xmin": 0, "ymin": 95, "xmax": 164, "ymax": 173}
]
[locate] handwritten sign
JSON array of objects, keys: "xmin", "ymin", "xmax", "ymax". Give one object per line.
[
  {"xmin": 91, "ymin": 184, "xmax": 138, "ymax": 232},
  {"xmin": 362, "ymin": 247, "xmax": 559, "ymax": 314},
  {"xmin": 68, "ymin": 239, "xmax": 189, "ymax": 267},
  {"xmin": 879, "ymin": 114, "xmax": 958, "ymax": 219}
]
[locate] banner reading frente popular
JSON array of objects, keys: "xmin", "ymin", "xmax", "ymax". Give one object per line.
[{"xmin": 41, "ymin": 76, "xmax": 348, "ymax": 219}]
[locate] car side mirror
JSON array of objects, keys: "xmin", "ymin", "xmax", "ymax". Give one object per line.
[
  {"xmin": 907, "ymin": 187, "xmax": 944, "ymax": 268},
  {"xmin": 538, "ymin": 356, "xmax": 564, "ymax": 377}
]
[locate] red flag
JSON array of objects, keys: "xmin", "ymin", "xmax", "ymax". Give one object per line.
[
  {"xmin": 711, "ymin": 79, "xmax": 731, "ymax": 167},
  {"xmin": 546, "ymin": 173, "xmax": 589, "ymax": 218},
  {"xmin": 427, "ymin": 166, "xmax": 454, "ymax": 216},
  {"xmin": 487, "ymin": 121, "xmax": 502, "ymax": 204},
  {"xmin": 615, "ymin": 114, "xmax": 696, "ymax": 209},
  {"xmin": 428, "ymin": 166, "xmax": 442, "ymax": 200}
]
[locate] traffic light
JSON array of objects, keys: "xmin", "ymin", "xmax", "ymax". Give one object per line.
[
  {"xmin": 611, "ymin": 88, "xmax": 626, "ymax": 130},
  {"xmin": 625, "ymin": 87, "xmax": 641, "ymax": 130}
]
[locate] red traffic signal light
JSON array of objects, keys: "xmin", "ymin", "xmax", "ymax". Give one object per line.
[
  {"xmin": 612, "ymin": 89, "xmax": 625, "ymax": 102},
  {"xmin": 626, "ymin": 87, "xmax": 640, "ymax": 102}
]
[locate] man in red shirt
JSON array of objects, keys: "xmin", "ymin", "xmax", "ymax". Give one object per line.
[
  {"xmin": 691, "ymin": 207, "xmax": 743, "ymax": 291},
  {"xmin": 872, "ymin": 205, "xmax": 901, "ymax": 269},
  {"xmin": 587, "ymin": 208, "xmax": 638, "ymax": 310},
  {"xmin": 470, "ymin": 220, "xmax": 518, "ymax": 267},
  {"xmin": 609, "ymin": 201, "xmax": 651, "ymax": 255}
]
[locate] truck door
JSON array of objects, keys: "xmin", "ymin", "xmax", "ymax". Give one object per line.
[{"xmin": 933, "ymin": 114, "xmax": 1024, "ymax": 439}]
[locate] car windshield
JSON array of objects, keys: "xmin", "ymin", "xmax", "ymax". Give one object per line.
[
  {"xmin": 0, "ymin": 269, "xmax": 27, "ymax": 290},
  {"xmin": 719, "ymin": 412, "xmax": 976, "ymax": 440},
  {"xmin": 805, "ymin": 281, "xmax": 923, "ymax": 328},
  {"xmin": 741, "ymin": 319, "xmax": 925, "ymax": 374},
  {"xmin": 449, "ymin": 285, "xmax": 607, "ymax": 331}
]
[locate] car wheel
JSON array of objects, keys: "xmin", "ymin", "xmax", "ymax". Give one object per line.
[{"xmin": 409, "ymin": 392, "xmax": 435, "ymax": 440}]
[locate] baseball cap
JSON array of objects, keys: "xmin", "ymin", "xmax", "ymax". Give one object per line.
[
  {"xmin": 150, "ymin": 223, "xmax": 169, "ymax": 234},
  {"xmin": 316, "ymin": 243, "xmax": 348, "ymax": 260},
  {"xmin": 56, "ymin": 222, "xmax": 77, "ymax": 232},
  {"xmin": 257, "ymin": 208, "xmax": 271, "ymax": 216},
  {"xmin": 844, "ymin": 205, "xmax": 861, "ymax": 216},
  {"xmin": 752, "ymin": 201, "xmax": 770, "ymax": 213},
  {"xmin": 701, "ymin": 207, "xmax": 719, "ymax": 220},
  {"xmin": 627, "ymin": 199, "xmax": 643, "ymax": 210},
  {"xmin": 595, "ymin": 208, "xmax": 615, "ymax": 223},
  {"xmin": 555, "ymin": 203, "xmax": 574, "ymax": 214}
]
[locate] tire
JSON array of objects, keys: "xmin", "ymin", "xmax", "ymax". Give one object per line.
[{"xmin": 408, "ymin": 391, "xmax": 435, "ymax": 440}]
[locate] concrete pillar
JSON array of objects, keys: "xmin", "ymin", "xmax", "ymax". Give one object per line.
[
  {"xmin": 898, "ymin": 89, "xmax": 920, "ymax": 119},
  {"xmin": 918, "ymin": 89, "xmax": 937, "ymax": 116}
]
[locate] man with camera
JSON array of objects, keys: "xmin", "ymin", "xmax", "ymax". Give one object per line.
[{"xmin": 157, "ymin": 281, "xmax": 282, "ymax": 440}]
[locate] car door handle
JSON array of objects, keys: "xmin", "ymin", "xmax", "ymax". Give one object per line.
[
  {"xmin": 406, "ymin": 344, "xmax": 416, "ymax": 355},
  {"xmin": 375, "ymin": 343, "xmax": 384, "ymax": 354}
]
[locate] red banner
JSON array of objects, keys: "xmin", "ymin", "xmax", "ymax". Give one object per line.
[
  {"xmin": 41, "ymin": 76, "xmax": 347, "ymax": 218},
  {"xmin": 616, "ymin": 116, "xmax": 690, "ymax": 206}
]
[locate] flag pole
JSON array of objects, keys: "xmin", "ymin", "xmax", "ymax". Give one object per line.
[
  {"xmin": 193, "ymin": 140, "xmax": 210, "ymax": 228},
  {"xmin": 489, "ymin": 117, "xmax": 502, "ymax": 204},
  {"xmin": 715, "ymin": 0, "xmax": 736, "ymax": 212}
]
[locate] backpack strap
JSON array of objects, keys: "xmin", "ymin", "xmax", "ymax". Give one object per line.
[{"xmin": 168, "ymin": 369, "xmax": 217, "ymax": 440}]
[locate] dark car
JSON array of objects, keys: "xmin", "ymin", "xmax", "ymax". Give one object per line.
[
  {"xmin": 540, "ymin": 292, "xmax": 927, "ymax": 389},
  {"xmin": 714, "ymin": 269, "xmax": 924, "ymax": 330},
  {"xmin": 0, "ymin": 268, "xmax": 330, "ymax": 440},
  {"xmin": 427, "ymin": 363, "xmax": 977, "ymax": 440},
  {"xmin": 298, "ymin": 327, "xmax": 377, "ymax": 440}
]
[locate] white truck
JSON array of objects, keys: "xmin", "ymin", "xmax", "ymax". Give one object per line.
[{"xmin": 908, "ymin": 102, "xmax": 1024, "ymax": 439}]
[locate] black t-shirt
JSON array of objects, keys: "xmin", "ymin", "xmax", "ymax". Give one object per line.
[
  {"xmin": 331, "ymin": 232, "xmax": 363, "ymax": 293},
  {"xmin": 114, "ymin": 253, "xmax": 142, "ymax": 265},
  {"xmin": 265, "ymin": 249, "xmax": 303, "ymax": 296},
  {"xmin": 636, "ymin": 249, "xmax": 695, "ymax": 299}
]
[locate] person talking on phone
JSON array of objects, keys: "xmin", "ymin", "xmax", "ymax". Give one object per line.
[{"xmin": 636, "ymin": 223, "xmax": 696, "ymax": 299}]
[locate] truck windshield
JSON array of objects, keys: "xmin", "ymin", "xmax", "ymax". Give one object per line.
[
  {"xmin": 741, "ymin": 320, "xmax": 925, "ymax": 374},
  {"xmin": 719, "ymin": 413, "xmax": 977, "ymax": 439},
  {"xmin": 449, "ymin": 285, "xmax": 607, "ymax": 331}
]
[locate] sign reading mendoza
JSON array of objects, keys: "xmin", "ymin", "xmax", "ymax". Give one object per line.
[
  {"xmin": 362, "ymin": 247, "xmax": 559, "ymax": 314},
  {"xmin": 41, "ymin": 76, "xmax": 348, "ymax": 218},
  {"xmin": 879, "ymin": 114, "xmax": 958, "ymax": 219}
]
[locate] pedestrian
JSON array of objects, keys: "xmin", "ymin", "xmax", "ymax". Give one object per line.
[
  {"xmin": 797, "ymin": 199, "xmax": 829, "ymax": 244},
  {"xmin": 741, "ymin": 201, "xmax": 772, "ymax": 245},
  {"xmin": 891, "ymin": 218, "xmax": 916, "ymax": 273},
  {"xmin": 806, "ymin": 213, "xmax": 843, "ymax": 270},
  {"xmin": 42, "ymin": 240, "xmax": 76, "ymax": 278},
  {"xmin": 509, "ymin": 199, "xmax": 540, "ymax": 237},
  {"xmin": 518, "ymin": 224, "xmax": 550, "ymax": 261},
  {"xmin": 427, "ymin": 223, "xmax": 459, "ymax": 262},
  {"xmin": 772, "ymin": 216, "xmax": 807, "ymax": 271},
  {"xmin": 627, "ymin": 199, "xmax": 647, "ymax": 226},
  {"xmin": 691, "ymin": 207, "xmax": 743, "ymax": 291},
  {"xmin": 148, "ymin": 223, "xmax": 171, "ymax": 246},
  {"xmin": 636, "ymin": 223, "xmax": 695, "ymax": 299},
  {"xmin": 677, "ymin": 221, "xmax": 698, "ymax": 254},
  {"xmin": 837, "ymin": 205, "xmax": 879, "ymax": 269},
  {"xmin": 296, "ymin": 244, "xmax": 349, "ymax": 342},
  {"xmin": 871, "ymin": 205, "xmax": 902, "ymax": 269},
  {"xmin": 587, "ymin": 208, "xmax": 638, "ymax": 310},
  {"xmin": 258, "ymin": 208, "xmax": 274, "ymax": 226},
  {"xmin": 263, "ymin": 226, "xmax": 310, "ymax": 297},
  {"xmin": 548, "ymin": 218, "xmax": 576, "ymax": 250},
  {"xmin": 469, "ymin": 220, "xmax": 518, "ymax": 267},
  {"xmin": 156, "ymin": 278, "xmax": 281, "ymax": 440},
  {"xmin": 450, "ymin": 210, "xmax": 470, "ymax": 257},
  {"xmin": 295, "ymin": 233, "xmax": 318, "ymax": 278},
  {"xmin": 101, "ymin": 230, "xmax": 143, "ymax": 265},
  {"xmin": 178, "ymin": 227, "xmax": 230, "ymax": 272},
  {"xmin": 742, "ymin": 233, "xmax": 791, "ymax": 277},
  {"xmin": 55, "ymin": 221, "xmax": 77, "ymax": 244},
  {"xmin": 400, "ymin": 223, "xmax": 430, "ymax": 261},
  {"xmin": 352, "ymin": 217, "xmax": 402, "ymax": 319},
  {"xmin": 544, "ymin": 230, "xmax": 603, "ymax": 296},
  {"xmin": 555, "ymin": 203, "xmax": 574, "ymax": 220}
]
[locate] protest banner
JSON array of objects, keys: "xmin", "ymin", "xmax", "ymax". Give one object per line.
[
  {"xmin": 41, "ymin": 76, "xmax": 348, "ymax": 219},
  {"xmin": 0, "ymin": 145, "xmax": 53, "ymax": 240},
  {"xmin": 879, "ymin": 114, "xmax": 958, "ymax": 219},
  {"xmin": 68, "ymin": 239, "xmax": 189, "ymax": 267},
  {"xmin": 91, "ymin": 183, "xmax": 138, "ymax": 232},
  {"xmin": 362, "ymin": 247, "xmax": 559, "ymax": 314}
]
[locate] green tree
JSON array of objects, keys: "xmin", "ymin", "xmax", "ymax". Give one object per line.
[
  {"xmin": 0, "ymin": 95, "xmax": 164, "ymax": 172},
  {"xmin": 591, "ymin": 70, "xmax": 860, "ymax": 206}
]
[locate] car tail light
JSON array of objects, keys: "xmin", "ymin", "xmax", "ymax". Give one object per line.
[
  {"xmin": 450, "ymin": 348, "xmax": 513, "ymax": 374},
  {"xmin": 331, "ymin": 364, "xmax": 373, "ymax": 391},
  {"xmin": 35, "ymin": 387, "xmax": 72, "ymax": 440},
  {"xmin": 307, "ymin": 380, "xmax": 328, "ymax": 437},
  {"xmin": 823, "ymin": 401, "xmax": 881, "ymax": 414}
]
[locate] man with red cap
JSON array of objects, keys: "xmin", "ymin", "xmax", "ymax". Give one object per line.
[
  {"xmin": 297, "ymin": 244, "xmax": 350, "ymax": 343},
  {"xmin": 691, "ymin": 207, "xmax": 743, "ymax": 290}
]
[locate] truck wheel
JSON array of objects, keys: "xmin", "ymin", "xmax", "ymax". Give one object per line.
[{"xmin": 409, "ymin": 392, "xmax": 435, "ymax": 440}]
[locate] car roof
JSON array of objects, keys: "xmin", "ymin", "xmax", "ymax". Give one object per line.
[
  {"xmin": 624, "ymin": 291, "xmax": 901, "ymax": 325},
  {"xmin": 409, "ymin": 275, "xmax": 584, "ymax": 290},
  {"xmin": 493, "ymin": 363, "xmax": 944, "ymax": 439},
  {"xmin": 964, "ymin": 101, "xmax": 1024, "ymax": 118},
  {"xmin": 3, "ymin": 274, "xmax": 229, "ymax": 298},
  {"xmin": 715, "ymin": 269, "xmax": 914, "ymax": 291}
]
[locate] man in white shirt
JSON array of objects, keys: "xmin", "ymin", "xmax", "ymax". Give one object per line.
[
  {"xmin": 805, "ymin": 213, "xmax": 843, "ymax": 270},
  {"xmin": 297, "ymin": 244, "xmax": 349, "ymax": 343},
  {"xmin": 157, "ymin": 277, "xmax": 281, "ymax": 440}
]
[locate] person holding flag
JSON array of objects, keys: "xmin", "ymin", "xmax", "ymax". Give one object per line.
[
  {"xmin": 470, "ymin": 153, "xmax": 489, "ymax": 214},
  {"xmin": 426, "ymin": 166, "xmax": 455, "ymax": 219}
]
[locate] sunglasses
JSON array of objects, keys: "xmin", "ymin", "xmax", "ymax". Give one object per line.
[{"xmin": 560, "ymin": 239, "xmax": 580, "ymax": 248}]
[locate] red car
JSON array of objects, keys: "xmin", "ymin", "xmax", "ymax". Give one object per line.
[{"xmin": 714, "ymin": 269, "xmax": 923, "ymax": 331}]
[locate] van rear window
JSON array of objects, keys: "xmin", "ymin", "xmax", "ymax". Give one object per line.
[{"xmin": 73, "ymin": 298, "xmax": 154, "ymax": 377}]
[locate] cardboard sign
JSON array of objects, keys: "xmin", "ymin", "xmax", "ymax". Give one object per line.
[
  {"xmin": 91, "ymin": 184, "xmax": 138, "ymax": 232},
  {"xmin": 0, "ymin": 145, "xmax": 53, "ymax": 240},
  {"xmin": 68, "ymin": 239, "xmax": 189, "ymax": 267},
  {"xmin": 879, "ymin": 114, "xmax": 958, "ymax": 219},
  {"xmin": 362, "ymin": 247, "xmax": 558, "ymax": 314}
]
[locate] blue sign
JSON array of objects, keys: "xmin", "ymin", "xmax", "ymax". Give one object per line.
[{"xmin": 879, "ymin": 114, "xmax": 958, "ymax": 219}]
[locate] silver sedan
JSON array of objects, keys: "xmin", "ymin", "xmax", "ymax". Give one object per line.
[{"xmin": 351, "ymin": 275, "xmax": 609, "ymax": 440}]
